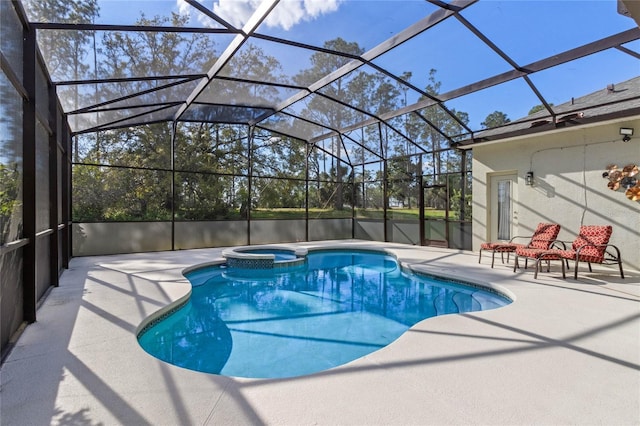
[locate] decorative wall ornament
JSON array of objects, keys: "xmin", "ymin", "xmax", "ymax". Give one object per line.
[{"xmin": 603, "ymin": 164, "xmax": 639, "ymax": 201}]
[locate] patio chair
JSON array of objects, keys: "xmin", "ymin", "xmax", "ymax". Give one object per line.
[
  {"xmin": 514, "ymin": 225, "xmax": 624, "ymax": 279},
  {"xmin": 479, "ymin": 222, "xmax": 561, "ymax": 268}
]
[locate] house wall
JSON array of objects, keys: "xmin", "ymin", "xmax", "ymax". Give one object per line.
[{"xmin": 472, "ymin": 118, "xmax": 640, "ymax": 272}]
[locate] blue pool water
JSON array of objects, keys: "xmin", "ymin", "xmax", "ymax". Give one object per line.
[{"xmin": 138, "ymin": 249, "xmax": 511, "ymax": 379}]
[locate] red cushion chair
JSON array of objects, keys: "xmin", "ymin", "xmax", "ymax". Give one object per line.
[
  {"xmin": 552, "ymin": 225, "xmax": 623, "ymax": 279},
  {"xmin": 479, "ymin": 223, "xmax": 561, "ymax": 268},
  {"xmin": 514, "ymin": 225, "xmax": 624, "ymax": 279}
]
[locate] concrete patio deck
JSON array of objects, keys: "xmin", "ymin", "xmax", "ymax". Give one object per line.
[{"xmin": 1, "ymin": 241, "xmax": 639, "ymax": 425}]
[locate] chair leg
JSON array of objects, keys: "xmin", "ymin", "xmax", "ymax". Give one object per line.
[
  {"xmin": 478, "ymin": 249, "xmax": 483, "ymax": 264},
  {"xmin": 574, "ymin": 259, "xmax": 579, "ymax": 279},
  {"xmin": 538, "ymin": 257, "xmax": 565, "ymax": 279},
  {"xmin": 525, "ymin": 259, "xmax": 538, "ymax": 279},
  {"xmin": 610, "ymin": 246, "xmax": 625, "ymax": 279},
  {"xmin": 588, "ymin": 263, "xmax": 593, "ymax": 272},
  {"xmin": 513, "ymin": 255, "xmax": 519, "ymax": 272}
]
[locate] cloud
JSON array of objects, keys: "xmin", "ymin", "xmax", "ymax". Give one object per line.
[
  {"xmin": 177, "ymin": 0, "xmax": 341, "ymax": 30},
  {"xmin": 176, "ymin": 0, "xmax": 218, "ymax": 27},
  {"xmin": 213, "ymin": 0, "xmax": 259, "ymax": 28},
  {"xmin": 176, "ymin": 0, "xmax": 192, "ymax": 17}
]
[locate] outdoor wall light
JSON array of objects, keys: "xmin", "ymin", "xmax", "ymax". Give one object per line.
[
  {"xmin": 526, "ymin": 171, "xmax": 534, "ymax": 186},
  {"xmin": 620, "ymin": 127, "xmax": 634, "ymax": 142}
]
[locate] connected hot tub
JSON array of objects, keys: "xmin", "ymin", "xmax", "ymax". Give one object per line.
[{"xmin": 221, "ymin": 245, "xmax": 308, "ymax": 270}]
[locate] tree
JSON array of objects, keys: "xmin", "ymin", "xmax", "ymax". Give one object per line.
[
  {"xmin": 387, "ymin": 157, "xmax": 420, "ymax": 209},
  {"xmin": 24, "ymin": 0, "xmax": 100, "ymax": 159},
  {"xmin": 294, "ymin": 38, "xmax": 366, "ymax": 211},
  {"xmin": 396, "ymin": 70, "xmax": 470, "ymax": 215},
  {"xmin": 412, "ymin": 69, "xmax": 469, "ymax": 174},
  {"xmin": 0, "ymin": 57, "xmax": 24, "ymax": 243},
  {"xmin": 72, "ymin": 12, "xmax": 223, "ymax": 221},
  {"xmin": 528, "ymin": 103, "xmax": 554, "ymax": 115},
  {"xmin": 481, "ymin": 111, "xmax": 510, "ymax": 128},
  {"xmin": 0, "ymin": 164, "xmax": 21, "ymax": 244},
  {"xmin": 24, "ymin": 0, "xmax": 100, "ymax": 81}
]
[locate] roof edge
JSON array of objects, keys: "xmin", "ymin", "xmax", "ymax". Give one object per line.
[{"xmin": 456, "ymin": 107, "xmax": 640, "ymax": 150}]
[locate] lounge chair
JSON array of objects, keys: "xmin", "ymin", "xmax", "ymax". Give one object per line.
[
  {"xmin": 514, "ymin": 225, "xmax": 624, "ymax": 279},
  {"xmin": 479, "ymin": 223, "xmax": 561, "ymax": 268}
]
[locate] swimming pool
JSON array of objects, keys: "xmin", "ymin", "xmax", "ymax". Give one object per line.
[{"xmin": 138, "ymin": 248, "xmax": 511, "ymax": 379}]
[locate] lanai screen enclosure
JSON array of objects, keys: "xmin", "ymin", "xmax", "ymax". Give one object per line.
[{"xmin": 1, "ymin": 0, "xmax": 639, "ymax": 357}]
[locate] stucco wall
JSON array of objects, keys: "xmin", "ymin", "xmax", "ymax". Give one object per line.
[{"xmin": 472, "ymin": 118, "xmax": 640, "ymax": 272}]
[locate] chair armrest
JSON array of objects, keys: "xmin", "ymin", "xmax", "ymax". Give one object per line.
[
  {"xmin": 576, "ymin": 243, "xmax": 622, "ymax": 259},
  {"xmin": 550, "ymin": 240, "xmax": 567, "ymax": 250},
  {"xmin": 508, "ymin": 235, "xmax": 533, "ymax": 243}
]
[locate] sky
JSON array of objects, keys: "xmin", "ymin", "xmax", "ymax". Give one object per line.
[{"xmin": 48, "ymin": 0, "xmax": 640, "ymax": 129}]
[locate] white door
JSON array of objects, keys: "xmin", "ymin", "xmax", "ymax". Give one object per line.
[{"xmin": 489, "ymin": 174, "xmax": 517, "ymax": 241}]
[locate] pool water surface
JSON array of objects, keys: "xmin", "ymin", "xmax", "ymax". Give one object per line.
[{"xmin": 138, "ymin": 249, "xmax": 511, "ymax": 378}]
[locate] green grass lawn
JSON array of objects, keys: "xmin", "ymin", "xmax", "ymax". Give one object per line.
[
  {"xmin": 250, "ymin": 207, "xmax": 450, "ymax": 220},
  {"xmin": 251, "ymin": 208, "xmax": 349, "ymax": 219},
  {"xmin": 385, "ymin": 208, "xmax": 447, "ymax": 220}
]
